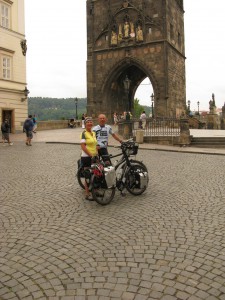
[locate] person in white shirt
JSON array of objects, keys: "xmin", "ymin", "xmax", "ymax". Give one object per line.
[
  {"xmin": 140, "ymin": 111, "xmax": 147, "ymax": 129},
  {"xmin": 92, "ymin": 114, "xmax": 122, "ymax": 164}
]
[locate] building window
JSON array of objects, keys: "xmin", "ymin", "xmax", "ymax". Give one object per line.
[
  {"xmin": 2, "ymin": 56, "xmax": 11, "ymax": 79},
  {"xmin": 1, "ymin": 2, "xmax": 10, "ymax": 29},
  {"xmin": 178, "ymin": 32, "xmax": 181, "ymax": 47}
]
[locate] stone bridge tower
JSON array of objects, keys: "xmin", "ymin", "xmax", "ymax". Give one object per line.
[{"xmin": 86, "ymin": 0, "xmax": 186, "ymax": 120}]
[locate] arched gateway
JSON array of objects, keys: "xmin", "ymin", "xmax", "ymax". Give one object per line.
[{"xmin": 86, "ymin": 0, "xmax": 186, "ymax": 120}]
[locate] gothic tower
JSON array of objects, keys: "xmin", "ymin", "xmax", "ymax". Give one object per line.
[{"xmin": 86, "ymin": 0, "xmax": 185, "ymax": 119}]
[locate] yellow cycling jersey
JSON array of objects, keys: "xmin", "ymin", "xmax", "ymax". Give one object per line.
[{"xmin": 80, "ymin": 130, "xmax": 98, "ymax": 157}]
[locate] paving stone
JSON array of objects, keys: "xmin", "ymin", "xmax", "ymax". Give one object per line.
[{"xmin": 1, "ymin": 144, "xmax": 225, "ymax": 300}]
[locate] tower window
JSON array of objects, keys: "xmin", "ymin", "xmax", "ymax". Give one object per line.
[{"xmin": 178, "ymin": 32, "xmax": 181, "ymax": 46}]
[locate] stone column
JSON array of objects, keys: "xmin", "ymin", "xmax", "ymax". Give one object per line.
[
  {"xmin": 179, "ymin": 117, "xmax": 191, "ymax": 146},
  {"xmin": 118, "ymin": 120, "xmax": 133, "ymax": 140}
]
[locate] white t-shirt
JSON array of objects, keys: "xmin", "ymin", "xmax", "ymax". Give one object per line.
[
  {"xmin": 92, "ymin": 124, "xmax": 114, "ymax": 148},
  {"xmin": 140, "ymin": 113, "xmax": 147, "ymax": 120}
]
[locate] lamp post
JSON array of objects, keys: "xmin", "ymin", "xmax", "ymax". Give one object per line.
[
  {"xmin": 74, "ymin": 97, "xmax": 78, "ymax": 120},
  {"xmin": 197, "ymin": 101, "xmax": 200, "ymax": 116},
  {"xmin": 151, "ymin": 93, "xmax": 154, "ymax": 118},
  {"xmin": 123, "ymin": 75, "xmax": 131, "ymax": 112},
  {"xmin": 21, "ymin": 86, "xmax": 30, "ymax": 102},
  {"xmin": 187, "ymin": 100, "xmax": 191, "ymax": 115}
]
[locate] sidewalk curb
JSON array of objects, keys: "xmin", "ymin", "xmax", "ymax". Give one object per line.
[{"xmin": 45, "ymin": 141, "xmax": 225, "ymax": 156}]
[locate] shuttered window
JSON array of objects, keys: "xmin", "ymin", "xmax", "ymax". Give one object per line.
[
  {"xmin": 1, "ymin": 2, "xmax": 10, "ymax": 28},
  {"xmin": 2, "ymin": 56, "xmax": 11, "ymax": 79}
]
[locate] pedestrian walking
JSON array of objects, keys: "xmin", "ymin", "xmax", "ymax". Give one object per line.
[
  {"xmin": 80, "ymin": 117, "xmax": 98, "ymax": 200},
  {"xmin": 113, "ymin": 112, "xmax": 118, "ymax": 125},
  {"xmin": 23, "ymin": 115, "xmax": 34, "ymax": 146},
  {"xmin": 1, "ymin": 119, "xmax": 13, "ymax": 146}
]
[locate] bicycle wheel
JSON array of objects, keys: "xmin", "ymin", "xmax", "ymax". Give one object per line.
[
  {"xmin": 91, "ymin": 176, "xmax": 115, "ymax": 205},
  {"xmin": 77, "ymin": 167, "xmax": 85, "ymax": 189},
  {"xmin": 126, "ymin": 162, "xmax": 149, "ymax": 195}
]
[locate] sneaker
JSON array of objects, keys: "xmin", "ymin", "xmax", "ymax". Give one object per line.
[
  {"xmin": 85, "ymin": 195, "xmax": 94, "ymax": 201},
  {"xmin": 9, "ymin": 143, "xmax": 13, "ymax": 146}
]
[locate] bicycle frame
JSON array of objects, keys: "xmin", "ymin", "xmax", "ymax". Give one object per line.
[{"xmin": 107, "ymin": 142, "xmax": 147, "ymax": 192}]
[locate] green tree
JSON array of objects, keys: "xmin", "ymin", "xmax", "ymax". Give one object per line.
[{"xmin": 133, "ymin": 98, "xmax": 144, "ymax": 118}]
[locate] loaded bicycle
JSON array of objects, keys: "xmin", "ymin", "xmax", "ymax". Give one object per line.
[{"xmin": 76, "ymin": 139, "xmax": 149, "ymax": 205}]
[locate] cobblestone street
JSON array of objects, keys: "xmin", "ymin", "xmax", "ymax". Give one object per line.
[{"xmin": 1, "ymin": 143, "xmax": 225, "ymax": 300}]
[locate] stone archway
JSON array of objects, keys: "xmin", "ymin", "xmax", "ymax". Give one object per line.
[{"xmin": 100, "ymin": 58, "xmax": 158, "ymax": 120}]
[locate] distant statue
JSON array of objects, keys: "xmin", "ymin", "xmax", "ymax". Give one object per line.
[
  {"xmin": 212, "ymin": 93, "xmax": 215, "ymax": 106},
  {"xmin": 209, "ymin": 93, "xmax": 216, "ymax": 114},
  {"xmin": 130, "ymin": 23, "xmax": 135, "ymax": 38},
  {"xmin": 118, "ymin": 24, "xmax": 123, "ymax": 41},
  {"xmin": 124, "ymin": 21, "xmax": 130, "ymax": 38},
  {"xmin": 222, "ymin": 102, "xmax": 225, "ymax": 118},
  {"xmin": 209, "ymin": 99, "xmax": 213, "ymax": 113},
  {"xmin": 223, "ymin": 102, "xmax": 225, "ymax": 113},
  {"xmin": 123, "ymin": 0, "xmax": 129, "ymax": 8},
  {"xmin": 136, "ymin": 25, "xmax": 143, "ymax": 42},
  {"xmin": 111, "ymin": 30, "xmax": 117, "ymax": 46}
]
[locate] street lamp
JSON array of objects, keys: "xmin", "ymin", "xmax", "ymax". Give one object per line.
[
  {"xmin": 21, "ymin": 86, "xmax": 30, "ymax": 102},
  {"xmin": 151, "ymin": 93, "xmax": 154, "ymax": 118},
  {"xmin": 74, "ymin": 97, "xmax": 78, "ymax": 120},
  {"xmin": 187, "ymin": 100, "xmax": 191, "ymax": 114},
  {"xmin": 123, "ymin": 75, "xmax": 131, "ymax": 112},
  {"xmin": 197, "ymin": 101, "xmax": 200, "ymax": 116}
]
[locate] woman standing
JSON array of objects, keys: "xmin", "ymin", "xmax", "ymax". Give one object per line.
[
  {"xmin": 113, "ymin": 112, "xmax": 118, "ymax": 125},
  {"xmin": 81, "ymin": 113, "xmax": 85, "ymax": 129},
  {"xmin": 80, "ymin": 117, "xmax": 98, "ymax": 200}
]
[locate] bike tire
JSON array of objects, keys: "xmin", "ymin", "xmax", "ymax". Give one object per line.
[
  {"xmin": 126, "ymin": 162, "xmax": 149, "ymax": 196},
  {"xmin": 77, "ymin": 167, "xmax": 85, "ymax": 190},
  {"xmin": 91, "ymin": 176, "xmax": 115, "ymax": 205}
]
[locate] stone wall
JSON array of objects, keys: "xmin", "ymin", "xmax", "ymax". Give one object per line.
[{"xmin": 37, "ymin": 120, "xmax": 81, "ymax": 131}]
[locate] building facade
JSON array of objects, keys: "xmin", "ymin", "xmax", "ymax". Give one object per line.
[
  {"xmin": 86, "ymin": 0, "xmax": 186, "ymax": 120},
  {"xmin": 0, "ymin": 0, "xmax": 27, "ymax": 133}
]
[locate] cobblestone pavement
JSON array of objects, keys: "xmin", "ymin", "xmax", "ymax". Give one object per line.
[{"xmin": 1, "ymin": 143, "xmax": 225, "ymax": 300}]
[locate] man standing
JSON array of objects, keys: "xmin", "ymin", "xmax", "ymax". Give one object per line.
[
  {"xmin": 1, "ymin": 119, "xmax": 13, "ymax": 146},
  {"xmin": 92, "ymin": 114, "xmax": 122, "ymax": 162},
  {"xmin": 23, "ymin": 115, "xmax": 34, "ymax": 146}
]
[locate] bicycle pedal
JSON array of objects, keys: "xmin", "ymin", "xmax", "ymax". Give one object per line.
[{"xmin": 120, "ymin": 192, "xmax": 126, "ymax": 197}]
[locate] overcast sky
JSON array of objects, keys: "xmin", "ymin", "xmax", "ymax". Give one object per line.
[{"xmin": 25, "ymin": 0, "xmax": 225, "ymax": 112}]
